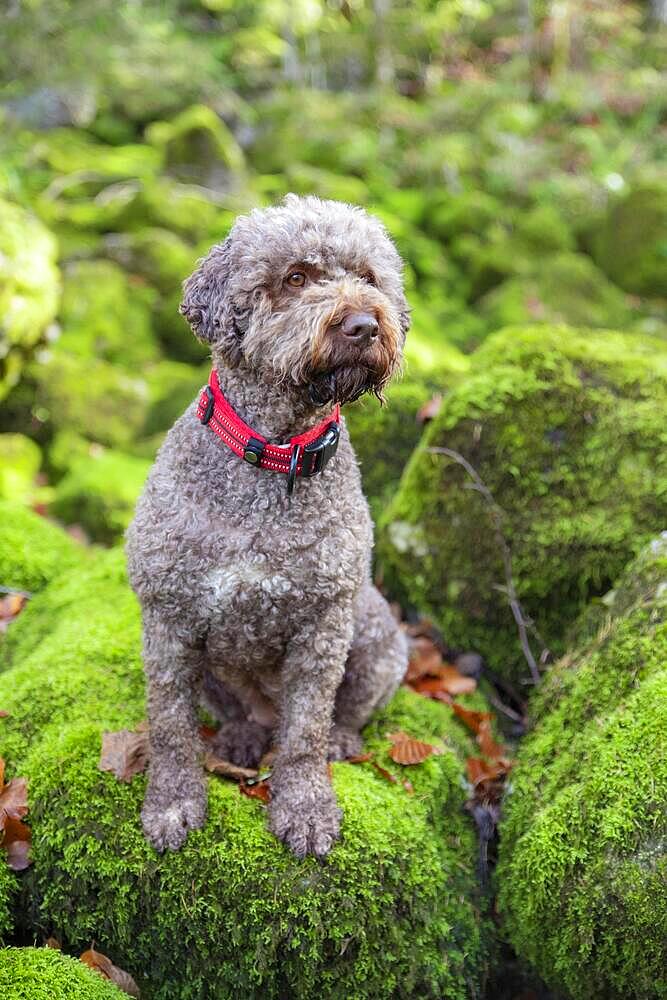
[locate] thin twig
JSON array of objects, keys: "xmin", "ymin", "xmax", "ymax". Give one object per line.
[{"xmin": 427, "ymin": 446, "xmax": 543, "ymax": 684}]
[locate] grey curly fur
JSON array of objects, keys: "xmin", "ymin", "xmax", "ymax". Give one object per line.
[{"xmin": 126, "ymin": 194, "xmax": 410, "ymax": 858}]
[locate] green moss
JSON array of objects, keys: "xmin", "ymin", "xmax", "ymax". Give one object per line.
[
  {"xmin": 0, "ymin": 550, "xmax": 489, "ymax": 998},
  {"xmin": 0, "ymin": 434, "xmax": 45, "ymax": 506},
  {"xmin": 143, "ymin": 361, "xmax": 208, "ymax": 438},
  {"xmin": 590, "ymin": 184, "xmax": 667, "ymax": 298},
  {"xmin": 0, "ymin": 198, "xmax": 60, "ymax": 400},
  {"xmin": 30, "ymin": 353, "xmax": 150, "ymax": 450},
  {"xmin": 496, "ymin": 536, "xmax": 667, "ymax": 999},
  {"xmin": 378, "ymin": 325, "xmax": 667, "ymax": 680},
  {"xmin": 478, "ymin": 253, "xmax": 635, "ymax": 334},
  {"xmin": 0, "ymin": 947, "xmax": 126, "ymax": 999},
  {"xmin": 0, "ymin": 501, "xmax": 84, "ymax": 594},
  {"xmin": 146, "ymin": 104, "xmax": 245, "ymax": 183},
  {"xmin": 345, "ymin": 350, "xmax": 469, "ymax": 521},
  {"xmin": 56, "ymin": 260, "xmax": 159, "ymax": 369},
  {"xmin": 51, "ymin": 447, "xmax": 150, "ymax": 545},
  {"xmin": 103, "ymin": 227, "xmax": 193, "ymax": 294}
]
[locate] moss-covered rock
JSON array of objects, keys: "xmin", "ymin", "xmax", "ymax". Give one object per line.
[
  {"xmin": 56, "ymin": 260, "xmax": 159, "ymax": 369},
  {"xmin": 0, "ymin": 501, "xmax": 83, "ymax": 594},
  {"xmin": 589, "ymin": 184, "xmax": 667, "ymax": 298},
  {"xmin": 0, "ymin": 947, "xmax": 127, "ymax": 999},
  {"xmin": 143, "ymin": 361, "xmax": 208, "ymax": 438},
  {"xmin": 378, "ymin": 325, "xmax": 667, "ymax": 680},
  {"xmin": 0, "ymin": 947, "xmax": 126, "ymax": 999},
  {"xmin": 145, "ymin": 104, "xmax": 245, "ymax": 186},
  {"xmin": 30, "ymin": 353, "xmax": 149, "ymax": 450},
  {"xmin": 496, "ymin": 535, "xmax": 667, "ymax": 999},
  {"xmin": 0, "ymin": 434, "xmax": 43, "ymax": 506},
  {"xmin": 0, "ymin": 547, "xmax": 490, "ymax": 999},
  {"xmin": 478, "ymin": 253, "xmax": 635, "ymax": 334},
  {"xmin": 50, "ymin": 446, "xmax": 151, "ymax": 544},
  {"xmin": 0, "ymin": 198, "xmax": 60, "ymax": 400},
  {"xmin": 346, "ymin": 347, "xmax": 470, "ymax": 521}
]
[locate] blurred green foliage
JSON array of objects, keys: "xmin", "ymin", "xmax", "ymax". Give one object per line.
[{"xmin": 0, "ymin": 0, "xmax": 665, "ymax": 532}]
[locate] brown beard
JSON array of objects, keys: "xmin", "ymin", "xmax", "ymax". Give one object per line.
[{"xmin": 307, "ymin": 364, "xmax": 391, "ymax": 406}]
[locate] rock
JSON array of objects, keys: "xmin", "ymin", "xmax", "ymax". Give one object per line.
[
  {"xmin": 29, "ymin": 353, "xmax": 150, "ymax": 450},
  {"xmin": 0, "ymin": 198, "xmax": 60, "ymax": 401},
  {"xmin": 0, "ymin": 947, "xmax": 126, "ymax": 999},
  {"xmin": 378, "ymin": 325, "xmax": 667, "ymax": 681},
  {"xmin": 589, "ymin": 183, "xmax": 667, "ymax": 298},
  {"xmin": 0, "ymin": 541, "xmax": 490, "ymax": 999},
  {"xmin": 50, "ymin": 446, "xmax": 151, "ymax": 545},
  {"xmin": 0, "ymin": 435, "xmax": 43, "ymax": 507},
  {"xmin": 0, "ymin": 501, "xmax": 83, "ymax": 594},
  {"xmin": 496, "ymin": 535, "xmax": 667, "ymax": 999},
  {"xmin": 478, "ymin": 253, "xmax": 635, "ymax": 334},
  {"xmin": 345, "ymin": 348, "xmax": 470, "ymax": 521},
  {"xmin": 56, "ymin": 260, "xmax": 160, "ymax": 369},
  {"xmin": 145, "ymin": 104, "xmax": 245, "ymax": 187},
  {"xmin": 142, "ymin": 361, "xmax": 209, "ymax": 439}
]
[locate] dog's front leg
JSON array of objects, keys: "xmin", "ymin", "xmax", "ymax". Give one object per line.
[
  {"xmin": 140, "ymin": 611, "xmax": 207, "ymax": 852},
  {"xmin": 269, "ymin": 608, "xmax": 354, "ymax": 859}
]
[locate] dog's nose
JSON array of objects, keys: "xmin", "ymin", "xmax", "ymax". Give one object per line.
[{"xmin": 340, "ymin": 312, "xmax": 379, "ymax": 344}]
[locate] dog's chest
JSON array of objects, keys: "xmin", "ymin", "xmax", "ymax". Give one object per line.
[{"xmin": 201, "ymin": 516, "xmax": 365, "ymax": 652}]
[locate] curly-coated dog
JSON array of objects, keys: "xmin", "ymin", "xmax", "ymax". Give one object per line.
[{"xmin": 126, "ymin": 194, "xmax": 410, "ymax": 858}]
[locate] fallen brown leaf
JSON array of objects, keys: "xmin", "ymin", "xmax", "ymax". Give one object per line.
[
  {"xmin": 405, "ymin": 634, "xmax": 443, "ymax": 682},
  {"xmin": 239, "ymin": 779, "xmax": 270, "ymax": 803},
  {"xmin": 99, "ymin": 727, "xmax": 149, "ymax": 783},
  {"xmin": 387, "ymin": 731, "xmax": 438, "ymax": 765},
  {"xmin": 0, "ymin": 711, "xmax": 9, "ymax": 719},
  {"xmin": 477, "ymin": 719, "xmax": 510, "ymax": 764},
  {"xmin": 0, "ymin": 593, "xmax": 27, "ymax": 632},
  {"xmin": 80, "ymin": 947, "xmax": 140, "ymax": 998},
  {"xmin": 347, "ymin": 752, "xmax": 375, "ymax": 764},
  {"xmin": 0, "ymin": 757, "xmax": 31, "ymax": 870},
  {"xmin": 451, "ymin": 703, "xmax": 493, "ymax": 734},
  {"xmin": 45, "ymin": 937, "xmax": 61, "ymax": 949},
  {"xmin": 416, "ymin": 393, "xmax": 442, "ymax": 424},
  {"xmin": 204, "ymin": 752, "xmax": 258, "ymax": 781}
]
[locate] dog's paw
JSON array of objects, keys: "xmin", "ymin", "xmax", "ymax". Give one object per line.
[
  {"xmin": 328, "ymin": 724, "xmax": 363, "ymax": 762},
  {"xmin": 211, "ymin": 720, "xmax": 272, "ymax": 769},
  {"xmin": 269, "ymin": 784, "xmax": 342, "ymax": 859},
  {"xmin": 141, "ymin": 783, "xmax": 207, "ymax": 852}
]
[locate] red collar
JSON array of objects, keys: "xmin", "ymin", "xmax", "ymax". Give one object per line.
[{"xmin": 197, "ymin": 369, "xmax": 341, "ymax": 495}]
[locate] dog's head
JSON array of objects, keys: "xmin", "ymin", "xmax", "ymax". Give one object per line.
[{"xmin": 180, "ymin": 194, "xmax": 409, "ymax": 406}]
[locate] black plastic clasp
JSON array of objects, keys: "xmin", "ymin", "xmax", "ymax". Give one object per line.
[
  {"xmin": 199, "ymin": 385, "xmax": 215, "ymax": 425},
  {"xmin": 243, "ymin": 437, "xmax": 265, "ymax": 466},
  {"xmin": 301, "ymin": 422, "xmax": 340, "ymax": 478}
]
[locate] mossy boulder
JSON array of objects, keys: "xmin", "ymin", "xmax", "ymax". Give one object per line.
[
  {"xmin": 0, "ymin": 542, "xmax": 490, "ymax": 998},
  {"xmin": 146, "ymin": 104, "xmax": 245, "ymax": 186},
  {"xmin": 0, "ymin": 501, "xmax": 83, "ymax": 594},
  {"xmin": 50, "ymin": 446, "xmax": 151, "ymax": 544},
  {"xmin": 0, "ymin": 947, "xmax": 126, "ymax": 999},
  {"xmin": 0, "ymin": 198, "xmax": 60, "ymax": 400},
  {"xmin": 478, "ymin": 253, "xmax": 635, "ymax": 334},
  {"xmin": 56, "ymin": 260, "xmax": 159, "ymax": 369},
  {"xmin": 589, "ymin": 184, "xmax": 667, "ymax": 298},
  {"xmin": 0, "ymin": 434, "xmax": 43, "ymax": 506},
  {"xmin": 378, "ymin": 325, "xmax": 667, "ymax": 680},
  {"xmin": 143, "ymin": 361, "xmax": 208, "ymax": 438},
  {"xmin": 496, "ymin": 536, "xmax": 667, "ymax": 999},
  {"xmin": 30, "ymin": 353, "xmax": 149, "ymax": 450},
  {"xmin": 346, "ymin": 345, "xmax": 470, "ymax": 521}
]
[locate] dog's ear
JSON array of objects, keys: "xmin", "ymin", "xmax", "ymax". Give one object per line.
[{"xmin": 180, "ymin": 238, "xmax": 243, "ymax": 365}]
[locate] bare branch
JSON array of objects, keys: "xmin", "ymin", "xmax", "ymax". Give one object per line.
[{"xmin": 427, "ymin": 446, "xmax": 544, "ymax": 684}]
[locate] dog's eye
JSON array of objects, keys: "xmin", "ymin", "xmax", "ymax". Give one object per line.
[
  {"xmin": 286, "ymin": 271, "xmax": 307, "ymax": 288},
  {"xmin": 360, "ymin": 271, "xmax": 376, "ymax": 286}
]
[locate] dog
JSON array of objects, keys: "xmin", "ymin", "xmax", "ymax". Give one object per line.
[{"xmin": 125, "ymin": 194, "xmax": 410, "ymax": 858}]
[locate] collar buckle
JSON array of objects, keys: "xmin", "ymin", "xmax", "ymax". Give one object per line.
[{"xmin": 300, "ymin": 422, "xmax": 340, "ymax": 478}]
